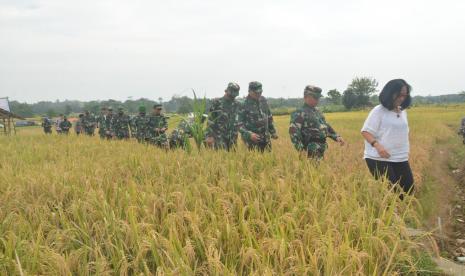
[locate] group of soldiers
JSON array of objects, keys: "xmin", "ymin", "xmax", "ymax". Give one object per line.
[{"xmin": 40, "ymin": 81, "xmax": 349, "ymax": 159}]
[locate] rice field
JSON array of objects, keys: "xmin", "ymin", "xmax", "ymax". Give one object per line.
[{"xmin": 0, "ymin": 105, "xmax": 463, "ymax": 275}]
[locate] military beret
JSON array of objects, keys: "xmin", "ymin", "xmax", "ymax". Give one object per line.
[
  {"xmin": 153, "ymin": 104, "xmax": 162, "ymax": 109},
  {"xmin": 304, "ymin": 85, "xmax": 322, "ymax": 98},
  {"xmin": 248, "ymin": 81, "xmax": 263, "ymax": 93},
  {"xmin": 138, "ymin": 105, "xmax": 146, "ymax": 113},
  {"xmin": 226, "ymin": 82, "xmax": 240, "ymax": 92}
]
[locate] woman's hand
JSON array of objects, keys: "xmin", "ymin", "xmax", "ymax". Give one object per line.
[{"xmin": 374, "ymin": 143, "xmax": 391, "ymax": 158}]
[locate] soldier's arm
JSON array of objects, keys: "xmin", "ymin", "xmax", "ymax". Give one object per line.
[
  {"xmin": 238, "ymin": 103, "xmax": 253, "ymax": 141},
  {"xmin": 289, "ymin": 112, "xmax": 304, "ymax": 151},
  {"xmin": 205, "ymin": 100, "xmax": 219, "ymax": 137},
  {"xmin": 266, "ymin": 102, "xmax": 277, "ymax": 136},
  {"xmin": 162, "ymin": 116, "xmax": 168, "ymax": 130},
  {"xmin": 322, "ymin": 114, "xmax": 340, "ymax": 141}
]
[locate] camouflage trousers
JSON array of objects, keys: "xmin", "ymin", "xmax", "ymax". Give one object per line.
[
  {"xmin": 84, "ymin": 127, "xmax": 95, "ymax": 136},
  {"xmin": 170, "ymin": 129, "xmax": 189, "ymax": 149},
  {"xmin": 208, "ymin": 137, "xmax": 237, "ymax": 151},
  {"xmin": 245, "ymin": 140, "xmax": 271, "ymax": 153},
  {"xmin": 114, "ymin": 130, "xmax": 130, "ymax": 140},
  {"xmin": 150, "ymin": 134, "xmax": 169, "ymax": 148},
  {"xmin": 306, "ymin": 142, "xmax": 328, "ymax": 160}
]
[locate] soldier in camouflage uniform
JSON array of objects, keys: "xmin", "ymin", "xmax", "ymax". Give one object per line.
[
  {"xmin": 171, "ymin": 114, "xmax": 208, "ymax": 149},
  {"xmin": 148, "ymin": 104, "xmax": 169, "ymax": 148},
  {"xmin": 205, "ymin": 82, "xmax": 241, "ymax": 151},
  {"xmin": 103, "ymin": 107, "xmax": 114, "ymax": 139},
  {"xmin": 289, "ymin": 85, "xmax": 345, "ymax": 160},
  {"xmin": 96, "ymin": 107, "xmax": 108, "ymax": 139},
  {"xmin": 239, "ymin": 81, "xmax": 278, "ymax": 152},
  {"xmin": 170, "ymin": 117, "xmax": 194, "ymax": 149},
  {"xmin": 75, "ymin": 114, "xmax": 84, "ymax": 135},
  {"xmin": 131, "ymin": 106, "xmax": 150, "ymax": 143},
  {"xmin": 82, "ymin": 110, "xmax": 96, "ymax": 136},
  {"xmin": 41, "ymin": 117, "xmax": 53, "ymax": 134},
  {"xmin": 111, "ymin": 107, "xmax": 131, "ymax": 140},
  {"xmin": 59, "ymin": 116, "xmax": 72, "ymax": 135}
]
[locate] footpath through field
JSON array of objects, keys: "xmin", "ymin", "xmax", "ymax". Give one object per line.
[{"xmin": 416, "ymin": 122, "xmax": 465, "ymax": 275}]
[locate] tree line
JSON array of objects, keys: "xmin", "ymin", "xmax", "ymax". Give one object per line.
[{"xmin": 8, "ymin": 77, "xmax": 465, "ymax": 118}]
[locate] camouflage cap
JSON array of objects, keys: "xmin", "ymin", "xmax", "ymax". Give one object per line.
[
  {"xmin": 248, "ymin": 81, "xmax": 263, "ymax": 93},
  {"xmin": 153, "ymin": 104, "xmax": 162, "ymax": 109},
  {"xmin": 304, "ymin": 85, "xmax": 322, "ymax": 98},
  {"xmin": 138, "ymin": 105, "xmax": 146, "ymax": 113},
  {"xmin": 226, "ymin": 82, "xmax": 240, "ymax": 92},
  {"xmin": 118, "ymin": 106, "xmax": 124, "ymax": 111},
  {"xmin": 108, "ymin": 107, "xmax": 113, "ymax": 111}
]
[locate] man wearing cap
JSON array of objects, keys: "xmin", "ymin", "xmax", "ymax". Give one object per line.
[
  {"xmin": 131, "ymin": 105, "xmax": 150, "ymax": 143},
  {"xmin": 148, "ymin": 104, "xmax": 169, "ymax": 148},
  {"xmin": 41, "ymin": 117, "xmax": 53, "ymax": 134},
  {"xmin": 111, "ymin": 107, "xmax": 131, "ymax": 140},
  {"xmin": 205, "ymin": 82, "xmax": 241, "ymax": 150},
  {"xmin": 289, "ymin": 85, "xmax": 345, "ymax": 160},
  {"xmin": 96, "ymin": 107, "xmax": 108, "ymax": 139},
  {"xmin": 82, "ymin": 110, "xmax": 96, "ymax": 136},
  {"xmin": 59, "ymin": 115, "xmax": 72, "ymax": 135},
  {"xmin": 239, "ymin": 81, "xmax": 278, "ymax": 152}
]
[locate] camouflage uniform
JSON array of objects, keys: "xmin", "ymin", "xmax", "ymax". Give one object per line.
[
  {"xmin": 131, "ymin": 106, "xmax": 151, "ymax": 143},
  {"xmin": 59, "ymin": 118, "xmax": 72, "ymax": 135},
  {"xmin": 111, "ymin": 109, "xmax": 131, "ymax": 139},
  {"xmin": 41, "ymin": 118, "xmax": 52, "ymax": 134},
  {"xmin": 82, "ymin": 112, "xmax": 96, "ymax": 136},
  {"xmin": 289, "ymin": 85, "xmax": 340, "ymax": 160},
  {"xmin": 170, "ymin": 118, "xmax": 193, "ymax": 149},
  {"xmin": 205, "ymin": 82, "xmax": 241, "ymax": 150},
  {"xmin": 239, "ymin": 81, "xmax": 277, "ymax": 152},
  {"xmin": 103, "ymin": 109, "xmax": 114, "ymax": 139},
  {"xmin": 148, "ymin": 104, "xmax": 169, "ymax": 147},
  {"xmin": 96, "ymin": 109, "xmax": 108, "ymax": 139},
  {"xmin": 75, "ymin": 115, "xmax": 84, "ymax": 135}
]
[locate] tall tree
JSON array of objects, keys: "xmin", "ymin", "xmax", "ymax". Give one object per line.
[
  {"xmin": 343, "ymin": 77, "xmax": 378, "ymax": 109},
  {"xmin": 326, "ymin": 89, "xmax": 342, "ymax": 105}
]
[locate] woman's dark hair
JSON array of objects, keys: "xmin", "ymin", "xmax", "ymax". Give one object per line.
[{"xmin": 379, "ymin": 79, "xmax": 412, "ymax": 110}]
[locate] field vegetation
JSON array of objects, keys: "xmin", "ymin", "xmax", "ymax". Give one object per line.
[{"xmin": 0, "ymin": 105, "xmax": 464, "ymax": 275}]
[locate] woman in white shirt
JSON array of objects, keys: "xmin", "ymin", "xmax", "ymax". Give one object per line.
[{"xmin": 361, "ymin": 79, "xmax": 413, "ymax": 198}]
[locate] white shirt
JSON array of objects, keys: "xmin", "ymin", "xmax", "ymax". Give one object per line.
[{"xmin": 361, "ymin": 104, "xmax": 410, "ymax": 162}]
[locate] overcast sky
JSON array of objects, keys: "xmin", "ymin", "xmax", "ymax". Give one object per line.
[{"xmin": 1, "ymin": 0, "xmax": 465, "ymax": 103}]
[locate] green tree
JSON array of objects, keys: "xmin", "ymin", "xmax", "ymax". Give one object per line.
[
  {"xmin": 343, "ymin": 77, "xmax": 378, "ymax": 109},
  {"xmin": 342, "ymin": 89, "xmax": 358, "ymax": 109},
  {"xmin": 46, "ymin": 109, "xmax": 57, "ymax": 118},
  {"xmin": 64, "ymin": 104, "xmax": 72, "ymax": 115},
  {"xmin": 9, "ymin": 101, "xmax": 34, "ymax": 117},
  {"xmin": 326, "ymin": 89, "xmax": 342, "ymax": 105},
  {"xmin": 176, "ymin": 97, "xmax": 193, "ymax": 114}
]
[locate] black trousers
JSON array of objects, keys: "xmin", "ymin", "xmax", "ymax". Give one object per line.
[{"xmin": 365, "ymin": 158, "xmax": 414, "ymax": 195}]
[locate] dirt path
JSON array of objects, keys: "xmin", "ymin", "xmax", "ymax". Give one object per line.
[{"xmin": 422, "ymin": 136, "xmax": 465, "ymax": 273}]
